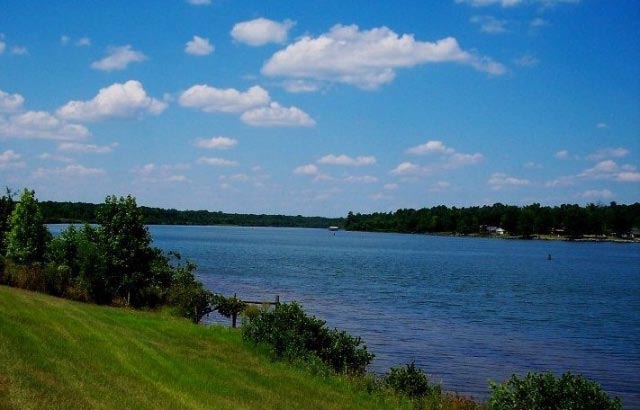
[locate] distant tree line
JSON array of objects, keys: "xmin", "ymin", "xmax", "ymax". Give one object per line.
[
  {"xmin": 345, "ymin": 202, "xmax": 640, "ymax": 239},
  {"xmin": 39, "ymin": 201, "xmax": 344, "ymax": 229}
]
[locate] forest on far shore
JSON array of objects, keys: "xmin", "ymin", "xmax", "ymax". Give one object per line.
[
  {"xmin": 345, "ymin": 202, "xmax": 640, "ymax": 239},
  {"xmin": 28, "ymin": 199, "xmax": 640, "ymax": 239}
]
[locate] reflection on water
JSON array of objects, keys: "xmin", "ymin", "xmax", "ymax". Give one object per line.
[{"xmin": 146, "ymin": 226, "xmax": 638, "ymax": 407}]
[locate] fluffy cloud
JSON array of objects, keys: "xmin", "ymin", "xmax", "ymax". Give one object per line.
[
  {"xmin": 0, "ymin": 149, "xmax": 25, "ymax": 169},
  {"xmin": 548, "ymin": 160, "xmax": 640, "ymax": 187},
  {"xmin": 57, "ymin": 80, "xmax": 167, "ymax": 121},
  {"xmin": 470, "ymin": 15, "xmax": 508, "ymax": 33},
  {"xmin": 187, "ymin": 0, "xmax": 211, "ymax": 5},
  {"xmin": 179, "ymin": 85, "xmax": 270, "ymax": 113},
  {"xmin": 197, "ymin": 157, "xmax": 238, "ymax": 167},
  {"xmin": 294, "ymin": 164, "xmax": 319, "ymax": 175},
  {"xmin": 487, "ymin": 173, "xmax": 531, "ymax": 190},
  {"xmin": 194, "ymin": 136, "xmax": 238, "ymax": 149},
  {"xmin": 91, "ymin": 45, "xmax": 146, "ymax": 71},
  {"xmin": 391, "ymin": 162, "xmax": 423, "ymax": 176},
  {"xmin": 185, "ymin": 35, "xmax": 214, "ymax": 56},
  {"xmin": 262, "ymin": 24, "xmax": 505, "ymax": 90},
  {"xmin": 586, "ymin": 147, "xmax": 629, "ymax": 161},
  {"xmin": 132, "ymin": 163, "xmax": 190, "ymax": 183},
  {"xmin": 580, "ymin": 189, "xmax": 614, "ymax": 200},
  {"xmin": 58, "ymin": 142, "xmax": 118, "ymax": 154},
  {"xmin": 580, "ymin": 160, "xmax": 640, "ymax": 182},
  {"xmin": 0, "ymin": 90, "xmax": 24, "ymax": 112},
  {"xmin": 407, "ymin": 140, "xmax": 454, "ymax": 155},
  {"xmin": 554, "ymin": 150, "xmax": 570, "ymax": 160},
  {"xmin": 231, "ymin": 18, "xmax": 295, "ymax": 46},
  {"xmin": 0, "ymin": 110, "xmax": 90, "ymax": 140},
  {"xmin": 343, "ymin": 175, "xmax": 378, "ymax": 184},
  {"xmin": 240, "ymin": 102, "xmax": 315, "ymax": 127},
  {"xmin": 32, "ymin": 164, "xmax": 106, "ymax": 179},
  {"xmin": 445, "ymin": 152, "xmax": 484, "ymax": 168},
  {"xmin": 514, "ymin": 54, "xmax": 539, "ymax": 67},
  {"xmin": 402, "ymin": 140, "xmax": 483, "ymax": 172},
  {"xmin": 318, "ymin": 154, "xmax": 376, "ymax": 166}
]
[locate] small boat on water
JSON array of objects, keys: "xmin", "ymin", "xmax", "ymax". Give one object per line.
[{"xmin": 328, "ymin": 226, "xmax": 339, "ymax": 231}]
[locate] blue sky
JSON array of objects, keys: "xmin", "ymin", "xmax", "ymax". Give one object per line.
[{"xmin": 1, "ymin": 0, "xmax": 638, "ymax": 217}]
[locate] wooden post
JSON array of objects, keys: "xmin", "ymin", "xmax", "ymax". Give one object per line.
[{"xmin": 275, "ymin": 295, "xmax": 280, "ymax": 306}]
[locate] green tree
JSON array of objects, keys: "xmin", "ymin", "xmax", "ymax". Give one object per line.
[
  {"xmin": 488, "ymin": 371, "xmax": 621, "ymax": 410},
  {"xmin": 167, "ymin": 257, "xmax": 214, "ymax": 323},
  {"xmin": 0, "ymin": 188, "xmax": 16, "ymax": 256},
  {"xmin": 5, "ymin": 189, "xmax": 51, "ymax": 264},
  {"xmin": 97, "ymin": 195, "xmax": 156, "ymax": 306}
]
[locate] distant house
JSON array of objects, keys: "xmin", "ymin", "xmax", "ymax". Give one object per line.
[{"xmin": 482, "ymin": 225, "xmax": 506, "ymax": 235}]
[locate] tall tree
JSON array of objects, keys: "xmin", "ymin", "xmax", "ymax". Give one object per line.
[
  {"xmin": 0, "ymin": 188, "xmax": 16, "ymax": 256},
  {"xmin": 5, "ymin": 189, "xmax": 51, "ymax": 264},
  {"xmin": 97, "ymin": 195, "xmax": 155, "ymax": 306}
]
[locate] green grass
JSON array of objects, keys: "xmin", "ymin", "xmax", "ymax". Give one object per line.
[{"xmin": 0, "ymin": 285, "xmax": 409, "ymax": 410}]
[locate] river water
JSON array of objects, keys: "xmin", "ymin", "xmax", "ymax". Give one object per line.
[{"xmin": 145, "ymin": 226, "xmax": 639, "ymax": 407}]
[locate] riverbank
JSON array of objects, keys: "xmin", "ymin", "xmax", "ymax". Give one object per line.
[{"xmin": 0, "ymin": 285, "xmax": 414, "ymax": 410}]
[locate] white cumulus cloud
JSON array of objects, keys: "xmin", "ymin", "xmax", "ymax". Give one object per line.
[
  {"xmin": 317, "ymin": 154, "xmax": 376, "ymax": 166},
  {"xmin": 0, "ymin": 90, "xmax": 25, "ymax": 112},
  {"xmin": 197, "ymin": 157, "xmax": 238, "ymax": 167},
  {"xmin": 488, "ymin": 173, "xmax": 531, "ymax": 190},
  {"xmin": 58, "ymin": 142, "xmax": 118, "ymax": 154},
  {"xmin": 194, "ymin": 136, "xmax": 238, "ymax": 149},
  {"xmin": 470, "ymin": 15, "xmax": 508, "ymax": 33},
  {"xmin": 33, "ymin": 164, "xmax": 106, "ymax": 179},
  {"xmin": 586, "ymin": 147, "xmax": 629, "ymax": 161},
  {"xmin": 262, "ymin": 24, "xmax": 505, "ymax": 90},
  {"xmin": 91, "ymin": 45, "xmax": 146, "ymax": 71},
  {"xmin": 240, "ymin": 102, "xmax": 315, "ymax": 127},
  {"xmin": 179, "ymin": 85, "xmax": 270, "ymax": 113},
  {"xmin": 57, "ymin": 80, "xmax": 167, "ymax": 121},
  {"xmin": 580, "ymin": 189, "xmax": 614, "ymax": 200},
  {"xmin": 391, "ymin": 162, "xmax": 423, "ymax": 176},
  {"xmin": 0, "ymin": 149, "xmax": 25, "ymax": 169},
  {"xmin": 0, "ymin": 110, "xmax": 90, "ymax": 141},
  {"xmin": 407, "ymin": 140, "xmax": 455, "ymax": 155},
  {"xmin": 231, "ymin": 18, "xmax": 295, "ymax": 46},
  {"xmin": 294, "ymin": 164, "xmax": 319, "ymax": 175},
  {"xmin": 185, "ymin": 35, "xmax": 214, "ymax": 56}
]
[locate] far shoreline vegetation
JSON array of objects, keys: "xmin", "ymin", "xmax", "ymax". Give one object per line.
[
  {"xmin": 0, "ymin": 188, "xmax": 628, "ymax": 409},
  {"xmin": 38, "ymin": 197, "xmax": 640, "ymax": 241}
]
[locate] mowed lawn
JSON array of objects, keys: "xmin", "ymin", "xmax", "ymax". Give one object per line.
[{"xmin": 0, "ymin": 285, "xmax": 408, "ymax": 410}]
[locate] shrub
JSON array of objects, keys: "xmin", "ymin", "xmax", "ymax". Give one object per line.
[
  {"xmin": 166, "ymin": 260, "xmax": 213, "ymax": 323},
  {"xmin": 488, "ymin": 371, "xmax": 622, "ymax": 410},
  {"xmin": 213, "ymin": 294, "xmax": 247, "ymax": 328},
  {"xmin": 385, "ymin": 362, "xmax": 441, "ymax": 399},
  {"xmin": 242, "ymin": 302, "xmax": 374, "ymax": 375}
]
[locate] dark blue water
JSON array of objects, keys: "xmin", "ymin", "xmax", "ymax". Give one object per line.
[{"xmin": 146, "ymin": 226, "xmax": 639, "ymax": 407}]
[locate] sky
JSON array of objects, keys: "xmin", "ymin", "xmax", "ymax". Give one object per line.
[{"xmin": 1, "ymin": 0, "xmax": 638, "ymax": 217}]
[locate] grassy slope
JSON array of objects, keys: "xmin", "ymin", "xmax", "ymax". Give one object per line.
[{"xmin": 0, "ymin": 286, "xmax": 408, "ymax": 410}]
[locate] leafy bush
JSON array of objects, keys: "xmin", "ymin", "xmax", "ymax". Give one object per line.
[
  {"xmin": 385, "ymin": 362, "xmax": 441, "ymax": 399},
  {"xmin": 166, "ymin": 259, "xmax": 213, "ymax": 323},
  {"xmin": 488, "ymin": 371, "xmax": 622, "ymax": 410},
  {"xmin": 213, "ymin": 294, "xmax": 247, "ymax": 328},
  {"xmin": 242, "ymin": 302, "xmax": 374, "ymax": 375}
]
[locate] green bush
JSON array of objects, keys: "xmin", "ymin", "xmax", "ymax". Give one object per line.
[
  {"xmin": 488, "ymin": 371, "xmax": 622, "ymax": 410},
  {"xmin": 166, "ymin": 260, "xmax": 213, "ymax": 323},
  {"xmin": 242, "ymin": 302, "xmax": 374, "ymax": 375},
  {"xmin": 385, "ymin": 362, "xmax": 441, "ymax": 399}
]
